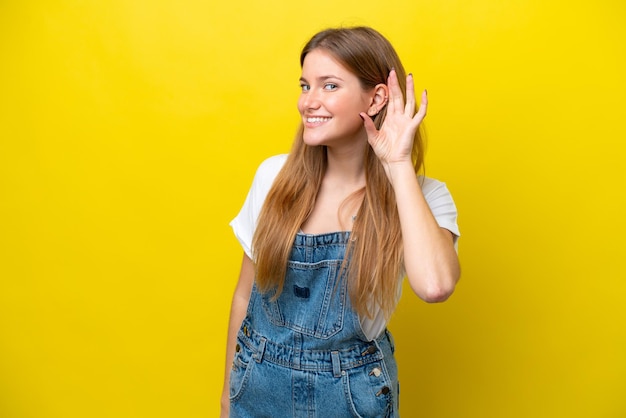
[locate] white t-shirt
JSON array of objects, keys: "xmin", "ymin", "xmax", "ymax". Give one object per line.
[{"xmin": 230, "ymin": 154, "xmax": 460, "ymax": 340}]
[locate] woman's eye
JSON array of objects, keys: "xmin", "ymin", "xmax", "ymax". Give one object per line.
[
  {"xmin": 300, "ymin": 84, "xmax": 310, "ymax": 92},
  {"xmin": 324, "ymin": 83, "xmax": 338, "ymax": 90}
]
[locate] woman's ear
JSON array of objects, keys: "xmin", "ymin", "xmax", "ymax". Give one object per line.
[{"xmin": 367, "ymin": 84, "xmax": 389, "ymax": 117}]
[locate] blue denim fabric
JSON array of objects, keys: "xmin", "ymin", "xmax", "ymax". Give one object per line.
[{"xmin": 230, "ymin": 232, "xmax": 399, "ymax": 417}]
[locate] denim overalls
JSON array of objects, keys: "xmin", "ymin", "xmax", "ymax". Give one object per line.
[{"xmin": 230, "ymin": 232, "xmax": 399, "ymax": 417}]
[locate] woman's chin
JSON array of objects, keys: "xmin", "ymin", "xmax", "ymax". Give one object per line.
[{"xmin": 302, "ymin": 134, "xmax": 328, "ymax": 147}]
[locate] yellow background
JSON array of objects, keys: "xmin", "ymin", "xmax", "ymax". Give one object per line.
[{"xmin": 1, "ymin": 1, "xmax": 624, "ymax": 417}]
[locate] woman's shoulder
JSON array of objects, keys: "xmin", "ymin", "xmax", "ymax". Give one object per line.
[
  {"xmin": 255, "ymin": 154, "xmax": 288, "ymax": 177},
  {"xmin": 250, "ymin": 154, "xmax": 288, "ymax": 190},
  {"xmin": 418, "ymin": 175, "xmax": 460, "ymax": 240},
  {"xmin": 417, "ymin": 175, "xmax": 457, "ymax": 208},
  {"xmin": 418, "ymin": 175, "xmax": 448, "ymax": 195}
]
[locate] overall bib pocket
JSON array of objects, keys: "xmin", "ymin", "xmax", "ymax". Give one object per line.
[{"xmin": 261, "ymin": 259, "xmax": 347, "ymax": 339}]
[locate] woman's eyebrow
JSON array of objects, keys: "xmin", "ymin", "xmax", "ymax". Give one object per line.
[{"xmin": 299, "ymin": 75, "xmax": 345, "ymax": 83}]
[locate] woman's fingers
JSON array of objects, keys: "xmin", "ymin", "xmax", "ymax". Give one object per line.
[
  {"xmin": 379, "ymin": 69, "xmax": 428, "ymax": 136},
  {"xmin": 404, "ymin": 73, "xmax": 416, "ymax": 116},
  {"xmin": 414, "ymin": 89, "xmax": 428, "ymax": 124},
  {"xmin": 360, "ymin": 112, "xmax": 378, "ymax": 141},
  {"xmin": 388, "ymin": 70, "xmax": 423, "ymax": 121},
  {"xmin": 387, "ymin": 69, "xmax": 404, "ymax": 114}
]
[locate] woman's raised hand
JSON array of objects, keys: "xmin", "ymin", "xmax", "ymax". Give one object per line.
[{"xmin": 360, "ymin": 70, "xmax": 427, "ymax": 166}]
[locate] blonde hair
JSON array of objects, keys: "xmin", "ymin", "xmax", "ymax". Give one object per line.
[{"xmin": 252, "ymin": 27, "xmax": 425, "ymax": 319}]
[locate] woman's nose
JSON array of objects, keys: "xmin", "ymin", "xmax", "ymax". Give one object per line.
[{"xmin": 302, "ymin": 90, "xmax": 321, "ymax": 110}]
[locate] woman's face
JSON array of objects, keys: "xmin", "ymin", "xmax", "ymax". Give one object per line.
[{"xmin": 298, "ymin": 49, "xmax": 375, "ymax": 149}]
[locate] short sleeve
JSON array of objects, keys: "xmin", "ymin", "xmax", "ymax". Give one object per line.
[
  {"xmin": 420, "ymin": 176, "xmax": 461, "ymax": 251},
  {"xmin": 229, "ymin": 155, "xmax": 288, "ymax": 259}
]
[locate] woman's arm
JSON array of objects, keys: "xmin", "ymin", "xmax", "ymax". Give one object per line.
[
  {"xmin": 362, "ymin": 70, "xmax": 460, "ymax": 302},
  {"xmin": 220, "ymin": 253, "xmax": 255, "ymax": 417},
  {"xmin": 386, "ymin": 163, "xmax": 460, "ymax": 302}
]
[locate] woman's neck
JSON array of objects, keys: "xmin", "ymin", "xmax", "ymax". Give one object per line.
[{"xmin": 324, "ymin": 142, "xmax": 367, "ymax": 187}]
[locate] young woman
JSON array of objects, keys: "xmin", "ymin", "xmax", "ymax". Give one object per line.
[{"xmin": 221, "ymin": 26, "xmax": 460, "ymax": 417}]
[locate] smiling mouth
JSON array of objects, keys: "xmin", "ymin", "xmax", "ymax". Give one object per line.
[{"xmin": 306, "ymin": 117, "xmax": 332, "ymax": 123}]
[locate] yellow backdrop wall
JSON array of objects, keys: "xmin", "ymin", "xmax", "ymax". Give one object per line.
[{"xmin": 1, "ymin": 1, "xmax": 624, "ymax": 417}]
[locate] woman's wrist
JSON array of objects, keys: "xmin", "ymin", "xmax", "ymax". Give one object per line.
[{"xmin": 382, "ymin": 159, "xmax": 416, "ymax": 187}]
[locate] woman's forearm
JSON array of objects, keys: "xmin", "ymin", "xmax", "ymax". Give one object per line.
[{"xmin": 386, "ymin": 161, "xmax": 460, "ymax": 302}]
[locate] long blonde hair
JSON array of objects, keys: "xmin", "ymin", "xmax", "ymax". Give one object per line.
[{"xmin": 252, "ymin": 27, "xmax": 425, "ymax": 319}]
